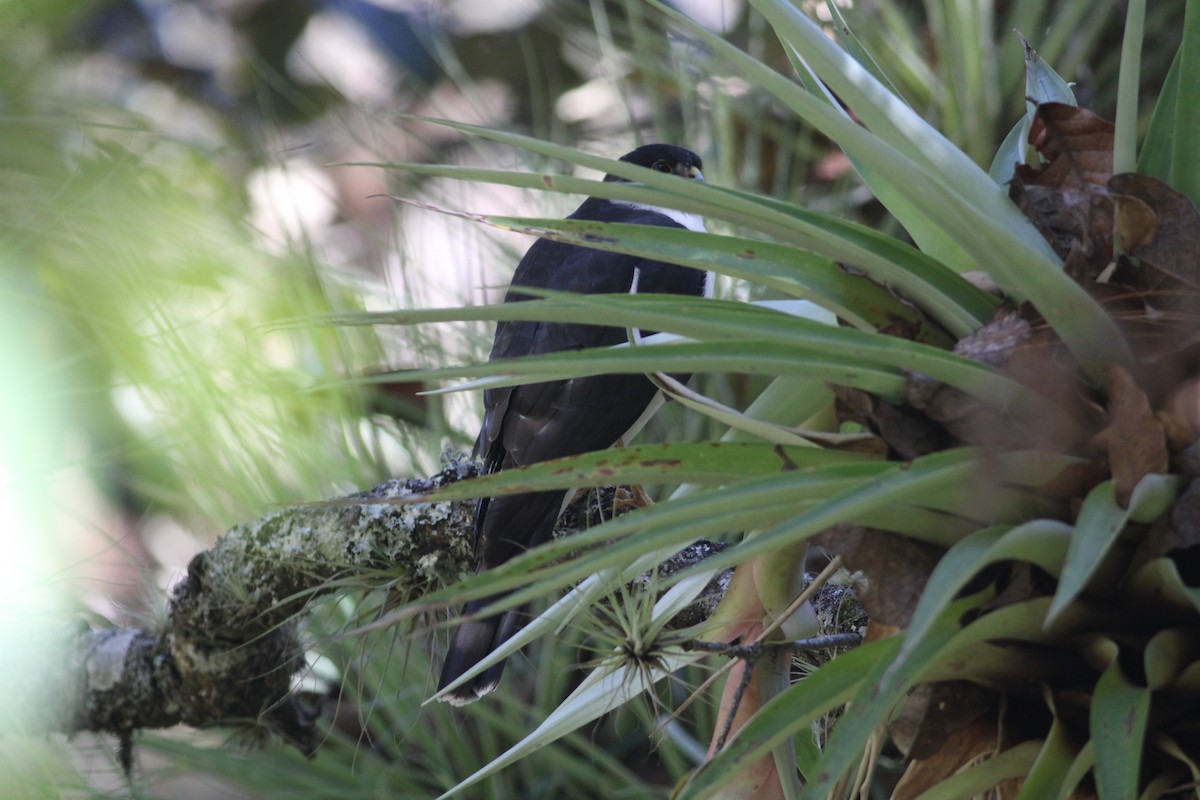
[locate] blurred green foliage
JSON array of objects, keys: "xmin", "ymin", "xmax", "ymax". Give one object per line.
[{"xmin": 0, "ymin": 0, "xmax": 1189, "ymax": 797}]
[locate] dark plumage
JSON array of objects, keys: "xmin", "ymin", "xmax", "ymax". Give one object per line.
[{"xmin": 438, "ymin": 144, "xmax": 709, "ymax": 705}]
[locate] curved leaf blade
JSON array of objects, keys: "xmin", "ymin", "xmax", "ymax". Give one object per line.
[
  {"xmin": 1091, "ymin": 660, "xmax": 1151, "ymax": 800},
  {"xmin": 1047, "ymin": 475, "xmax": 1180, "ymax": 627}
]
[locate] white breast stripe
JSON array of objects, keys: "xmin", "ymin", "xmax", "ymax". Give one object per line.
[
  {"xmin": 615, "ymin": 199, "xmax": 712, "ymax": 460},
  {"xmin": 617, "ymin": 200, "xmax": 712, "ymax": 297},
  {"xmin": 613, "ymin": 200, "xmax": 706, "ymax": 233}
]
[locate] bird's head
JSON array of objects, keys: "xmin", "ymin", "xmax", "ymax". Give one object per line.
[{"xmin": 605, "ymin": 144, "xmax": 704, "ymax": 183}]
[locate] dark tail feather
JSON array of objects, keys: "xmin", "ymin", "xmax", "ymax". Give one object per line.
[{"xmin": 437, "ymin": 598, "xmax": 525, "ymax": 705}]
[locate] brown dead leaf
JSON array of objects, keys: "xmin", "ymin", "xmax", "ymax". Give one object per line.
[
  {"xmin": 889, "ymin": 681, "xmax": 995, "ymax": 760},
  {"xmin": 906, "ymin": 309, "xmax": 1031, "ymax": 436},
  {"xmin": 1166, "ymin": 377, "xmax": 1200, "ymax": 438},
  {"xmin": 1108, "ymin": 173, "xmax": 1200, "ymax": 313},
  {"xmin": 1027, "ymin": 104, "xmax": 1115, "ymax": 187},
  {"xmin": 814, "ymin": 525, "xmax": 941, "ymax": 627},
  {"xmin": 1169, "ymin": 479, "xmax": 1200, "ymax": 551},
  {"xmin": 863, "ymin": 619, "xmax": 903, "ymax": 643},
  {"xmin": 1009, "ymin": 103, "xmax": 1115, "ymax": 275},
  {"xmin": 1113, "ymin": 191, "xmax": 1160, "ymax": 250},
  {"xmin": 833, "ymin": 386, "xmax": 953, "ymax": 459},
  {"xmin": 1105, "ymin": 364, "xmax": 1168, "ymax": 506},
  {"xmin": 891, "ymin": 718, "xmax": 1019, "ymax": 800},
  {"xmin": 1157, "ymin": 409, "xmax": 1196, "ymax": 452},
  {"xmin": 950, "ymin": 308, "xmax": 1032, "ymax": 367},
  {"xmin": 906, "ymin": 308, "xmax": 1098, "ymax": 450},
  {"xmin": 832, "ymin": 384, "xmax": 875, "ymax": 418}
]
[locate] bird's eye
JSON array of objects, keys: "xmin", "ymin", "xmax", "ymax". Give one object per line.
[{"xmin": 651, "ymin": 160, "xmax": 672, "ymax": 173}]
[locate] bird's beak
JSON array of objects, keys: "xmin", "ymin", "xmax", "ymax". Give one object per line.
[{"xmin": 677, "ymin": 164, "xmax": 704, "ymax": 181}]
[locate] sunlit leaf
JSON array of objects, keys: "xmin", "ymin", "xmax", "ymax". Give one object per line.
[{"xmin": 660, "ymin": 0, "xmax": 1136, "ymax": 382}]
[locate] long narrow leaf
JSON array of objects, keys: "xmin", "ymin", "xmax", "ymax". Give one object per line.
[
  {"xmin": 1091, "ymin": 659, "xmax": 1151, "ymax": 800},
  {"xmin": 400, "ymin": 465, "xmax": 891, "ymax": 615},
  {"xmin": 474, "ymin": 214, "xmax": 955, "ymax": 343},
  {"xmin": 348, "ymin": 293, "xmax": 1046, "ymax": 413},
  {"xmin": 1138, "ymin": 2, "xmax": 1200, "ymax": 206},
  {"xmin": 1113, "ymin": 0, "xmax": 1146, "ymax": 175},
  {"xmin": 393, "ymin": 338, "xmax": 911, "ymax": 401},
  {"xmin": 692, "ymin": 450, "xmax": 1080, "ymax": 574},
  {"xmin": 656, "ymin": 0, "xmax": 1136, "ymax": 381},
  {"xmin": 369, "ymin": 155, "xmax": 994, "ymax": 336},
  {"xmin": 393, "ymin": 441, "xmax": 876, "ymax": 503}
]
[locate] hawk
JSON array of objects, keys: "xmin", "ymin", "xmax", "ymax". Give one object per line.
[{"xmin": 438, "ymin": 144, "xmax": 709, "ymax": 704}]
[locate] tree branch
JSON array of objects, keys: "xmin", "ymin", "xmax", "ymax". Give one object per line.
[
  {"xmin": 4, "ymin": 459, "xmax": 768, "ymax": 750},
  {"xmin": 7, "ymin": 462, "xmax": 481, "ymax": 751}
]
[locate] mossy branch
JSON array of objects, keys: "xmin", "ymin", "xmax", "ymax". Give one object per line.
[
  {"xmin": 4, "ymin": 462, "xmax": 481, "ymax": 753},
  {"xmin": 3, "ymin": 459, "xmax": 802, "ymax": 752}
]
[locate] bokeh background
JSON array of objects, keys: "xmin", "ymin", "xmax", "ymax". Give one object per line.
[{"xmin": 0, "ymin": 0, "xmax": 1182, "ymax": 796}]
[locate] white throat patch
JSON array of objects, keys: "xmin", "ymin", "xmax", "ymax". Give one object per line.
[
  {"xmin": 618, "ymin": 200, "xmax": 712, "ymax": 299},
  {"xmin": 614, "ymin": 200, "xmax": 706, "ymax": 233}
]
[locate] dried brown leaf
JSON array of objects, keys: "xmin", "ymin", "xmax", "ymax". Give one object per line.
[
  {"xmin": 1026, "ymin": 104, "xmax": 1115, "ymax": 187},
  {"xmin": 1009, "ymin": 104, "xmax": 1115, "ymax": 274},
  {"xmin": 1113, "ymin": 191, "xmax": 1160, "ymax": 250},
  {"xmin": 905, "ymin": 310, "xmax": 1032, "ymax": 438},
  {"xmin": 951, "ymin": 309, "xmax": 1032, "ymax": 367},
  {"xmin": 1108, "ymin": 173, "xmax": 1200, "ymax": 313},
  {"xmin": 1156, "ymin": 410, "xmax": 1196, "ymax": 453},
  {"xmin": 906, "ymin": 308, "xmax": 1098, "ymax": 450},
  {"xmin": 814, "ymin": 525, "xmax": 941, "ymax": 627},
  {"xmin": 891, "ymin": 718, "xmax": 1018, "ymax": 800},
  {"xmin": 1105, "ymin": 364, "xmax": 1168, "ymax": 506},
  {"xmin": 833, "ymin": 386, "xmax": 953, "ymax": 459},
  {"xmin": 889, "ymin": 681, "xmax": 995, "ymax": 760},
  {"xmin": 1169, "ymin": 479, "xmax": 1200, "ymax": 552}
]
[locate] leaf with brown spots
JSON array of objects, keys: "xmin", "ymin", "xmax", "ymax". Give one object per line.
[{"xmin": 1106, "ymin": 364, "xmax": 1168, "ymax": 507}]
